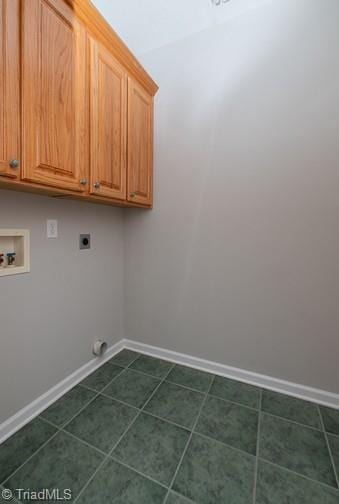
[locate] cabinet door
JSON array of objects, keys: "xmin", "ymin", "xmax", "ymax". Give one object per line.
[
  {"xmin": 127, "ymin": 78, "xmax": 153, "ymax": 206},
  {"xmin": 89, "ymin": 39, "xmax": 127, "ymax": 200},
  {"xmin": 0, "ymin": 0, "xmax": 20, "ymax": 179},
  {"xmin": 21, "ymin": 0, "xmax": 87, "ymax": 192}
]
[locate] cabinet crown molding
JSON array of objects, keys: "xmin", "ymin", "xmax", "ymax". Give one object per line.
[{"xmin": 65, "ymin": 0, "xmax": 158, "ymax": 96}]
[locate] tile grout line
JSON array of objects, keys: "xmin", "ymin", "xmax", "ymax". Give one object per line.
[
  {"xmin": 38, "ymin": 415, "xmax": 63, "ymax": 431},
  {"xmin": 260, "ymin": 458, "xmax": 339, "ymax": 493},
  {"xmin": 162, "ymin": 375, "xmax": 215, "ymax": 504},
  {"xmin": 61, "ymin": 380, "xmax": 124, "ymax": 430},
  {"xmin": 317, "ymin": 405, "xmax": 339, "ymax": 489},
  {"xmin": 167, "ymin": 379, "xmax": 326, "ymax": 432},
  {"xmin": 127, "ymin": 370, "xmax": 326, "ymax": 432},
  {"xmin": 99, "ymin": 368, "xmax": 162, "ymax": 398},
  {"xmin": 4, "ymin": 352, "xmax": 337, "ymax": 500},
  {"xmin": 56, "ymin": 352, "xmax": 145, "ymax": 430},
  {"xmin": 203, "ymin": 391, "xmax": 259, "ymax": 412},
  {"xmin": 42, "ymin": 398, "xmax": 256, "ymax": 462},
  {"xmin": 97, "ymin": 391, "xmax": 144, "ymax": 411},
  {"xmin": 108, "ymin": 363, "xmax": 210, "ymax": 395},
  {"xmin": 41, "ymin": 413, "xmax": 170, "ymax": 493},
  {"xmin": 72, "ymin": 362, "xmax": 176, "ymax": 503},
  {"xmin": 1, "ymin": 356, "xmax": 192, "ymax": 495},
  {"xmin": 95, "ymin": 370, "xmax": 260, "ymax": 415},
  {"xmin": 83, "ymin": 377, "xmax": 325, "ymax": 436},
  {"xmin": 168, "ymin": 490, "xmax": 197, "ymax": 504},
  {"xmin": 252, "ymin": 388, "xmax": 263, "ymax": 504},
  {"xmin": 70, "ymin": 352, "xmax": 165, "ymax": 399},
  {"xmin": 78, "ymin": 383, "xmax": 262, "ymax": 441},
  {"xmin": 40, "ymin": 381, "xmax": 259, "ymax": 461},
  {"xmin": 72, "ymin": 427, "xmax": 132, "ymax": 503},
  {"xmin": 74, "ymin": 351, "xmax": 142, "ymax": 401},
  {"xmin": 142, "ymin": 411, "xmax": 191, "ymax": 433},
  {"xmin": 188, "ymin": 430, "xmax": 256, "ymax": 459},
  {"xmin": 2, "ymin": 381, "xmax": 112, "ymax": 488},
  {"xmin": 165, "ymin": 378, "xmax": 212, "ymax": 394},
  {"xmin": 1, "ymin": 429, "xmax": 60, "ymax": 488},
  {"xmin": 125, "ymin": 352, "xmax": 147, "ymax": 369},
  {"xmin": 109, "ymin": 454, "xmax": 169, "ymax": 490},
  {"xmin": 258, "ymin": 411, "xmax": 323, "ymax": 433},
  {"xmin": 40, "ymin": 412, "xmax": 149, "ymax": 465},
  {"xmin": 1, "ymin": 358, "xmax": 132, "ymax": 490},
  {"xmin": 44, "ymin": 364, "xmax": 127, "ymax": 430}
]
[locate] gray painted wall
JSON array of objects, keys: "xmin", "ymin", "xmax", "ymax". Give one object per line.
[
  {"xmin": 0, "ymin": 190, "xmax": 124, "ymax": 423},
  {"xmin": 125, "ymin": 0, "xmax": 339, "ymax": 393}
]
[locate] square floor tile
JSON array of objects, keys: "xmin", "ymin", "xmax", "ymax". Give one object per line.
[
  {"xmin": 0, "ymin": 418, "xmax": 57, "ymax": 484},
  {"xmin": 77, "ymin": 458, "xmax": 166, "ymax": 504},
  {"xmin": 195, "ymin": 395, "xmax": 258, "ymax": 455},
  {"xmin": 130, "ymin": 355, "xmax": 173, "ymax": 379},
  {"xmin": 328, "ymin": 434, "xmax": 339, "ymax": 482},
  {"xmin": 65, "ymin": 395, "xmax": 138, "ymax": 453},
  {"xmin": 320, "ymin": 406, "xmax": 339, "ymax": 436},
  {"xmin": 40, "ymin": 386, "xmax": 96, "ymax": 427},
  {"xmin": 103, "ymin": 369, "xmax": 160, "ymax": 408},
  {"xmin": 166, "ymin": 492, "xmax": 196, "ymax": 504},
  {"xmin": 145, "ymin": 382, "xmax": 205, "ymax": 429},
  {"xmin": 260, "ymin": 413, "xmax": 337, "ymax": 487},
  {"xmin": 5, "ymin": 431, "xmax": 104, "ymax": 502},
  {"xmin": 209, "ymin": 376, "xmax": 260, "ymax": 409},
  {"xmin": 166, "ymin": 365, "xmax": 214, "ymax": 393},
  {"xmin": 113, "ymin": 413, "xmax": 190, "ymax": 486},
  {"xmin": 261, "ymin": 389, "xmax": 322, "ymax": 429},
  {"xmin": 110, "ymin": 349, "xmax": 140, "ymax": 368},
  {"xmin": 256, "ymin": 460, "xmax": 339, "ymax": 504},
  {"xmin": 80, "ymin": 363, "xmax": 123, "ymax": 392},
  {"xmin": 173, "ymin": 433, "xmax": 255, "ymax": 504}
]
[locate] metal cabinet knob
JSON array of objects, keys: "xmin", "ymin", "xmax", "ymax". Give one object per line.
[
  {"xmin": 9, "ymin": 159, "xmax": 19, "ymax": 169},
  {"xmin": 130, "ymin": 192, "xmax": 136, "ymax": 198},
  {"xmin": 94, "ymin": 181, "xmax": 100, "ymax": 189},
  {"xmin": 80, "ymin": 178, "xmax": 88, "ymax": 185}
]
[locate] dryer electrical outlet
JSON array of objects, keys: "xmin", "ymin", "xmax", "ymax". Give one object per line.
[{"xmin": 80, "ymin": 234, "xmax": 91, "ymax": 250}]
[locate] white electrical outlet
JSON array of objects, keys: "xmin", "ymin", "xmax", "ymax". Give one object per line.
[{"xmin": 47, "ymin": 220, "xmax": 58, "ymax": 239}]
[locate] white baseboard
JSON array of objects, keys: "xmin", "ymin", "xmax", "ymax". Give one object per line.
[
  {"xmin": 1, "ymin": 337, "xmax": 338, "ymax": 445},
  {"xmin": 0, "ymin": 339, "xmax": 125, "ymax": 444},
  {"xmin": 124, "ymin": 339, "xmax": 339, "ymax": 409}
]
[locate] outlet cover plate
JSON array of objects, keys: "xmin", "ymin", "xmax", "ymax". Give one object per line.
[{"xmin": 47, "ymin": 220, "xmax": 58, "ymax": 238}]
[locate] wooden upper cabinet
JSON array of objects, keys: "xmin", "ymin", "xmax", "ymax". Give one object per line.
[
  {"xmin": 127, "ymin": 78, "xmax": 154, "ymax": 206},
  {"xmin": 21, "ymin": 0, "xmax": 87, "ymax": 192},
  {"xmin": 0, "ymin": 0, "xmax": 20, "ymax": 179},
  {"xmin": 0, "ymin": 0, "xmax": 158, "ymax": 206},
  {"xmin": 89, "ymin": 39, "xmax": 127, "ymax": 200}
]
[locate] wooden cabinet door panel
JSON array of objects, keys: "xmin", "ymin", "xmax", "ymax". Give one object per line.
[
  {"xmin": 22, "ymin": 0, "xmax": 87, "ymax": 191},
  {"xmin": 0, "ymin": 0, "xmax": 20, "ymax": 179},
  {"xmin": 127, "ymin": 78, "xmax": 153, "ymax": 206},
  {"xmin": 90, "ymin": 39, "xmax": 126, "ymax": 200}
]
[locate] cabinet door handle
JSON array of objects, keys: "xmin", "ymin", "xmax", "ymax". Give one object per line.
[
  {"xmin": 9, "ymin": 159, "xmax": 19, "ymax": 169},
  {"xmin": 130, "ymin": 192, "xmax": 136, "ymax": 198},
  {"xmin": 80, "ymin": 178, "xmax": 88, "ymax": 185},
  {"xmin": 94, "ymin": 181, "xmax": 100, "ymax": 189}
]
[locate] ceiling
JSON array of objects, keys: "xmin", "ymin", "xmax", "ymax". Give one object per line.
[{"xmin": 91, "ymin": 0, "xmax": 270, "ymax": 55}]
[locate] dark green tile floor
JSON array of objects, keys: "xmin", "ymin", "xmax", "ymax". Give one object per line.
[{"xmin": 0, "ymin": 350, "xmax": 339, "ymax": 503}]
